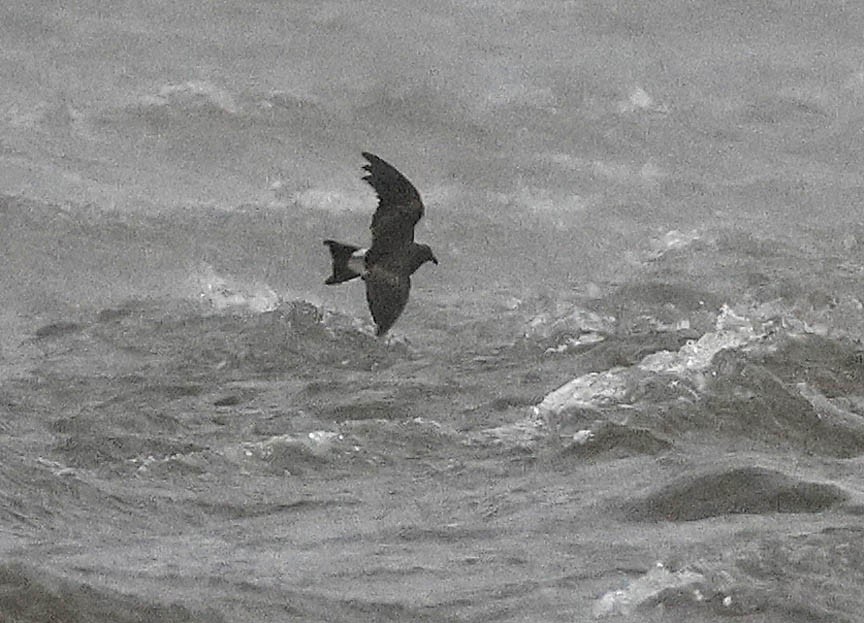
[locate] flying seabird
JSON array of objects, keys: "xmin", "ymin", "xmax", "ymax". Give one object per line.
[{"xmin": 324, "ymin": 152, "xmax": 438, "ymax": 336}]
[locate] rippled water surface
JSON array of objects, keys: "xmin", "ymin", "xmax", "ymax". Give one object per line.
[{"xmin": 3, "ymin": 2, "xmax": 864, "ymax": 621}]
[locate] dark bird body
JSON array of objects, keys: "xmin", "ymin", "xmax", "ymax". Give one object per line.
[{"xmin": 324, "ymin": 153, "xmax": 437, "ymax": 336}]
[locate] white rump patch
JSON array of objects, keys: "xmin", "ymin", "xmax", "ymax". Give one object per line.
[{"xmin": 347, "ymin": 248, "xmax": 368, "ymax": 274}]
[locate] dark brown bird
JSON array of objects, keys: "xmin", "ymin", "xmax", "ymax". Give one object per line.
[{"xmin": 324, "ymin": 152, "xmax": 438, "ymax": 336}]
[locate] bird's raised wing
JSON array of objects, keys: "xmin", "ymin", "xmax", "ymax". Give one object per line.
[
  {"xmin": 364, "ymin": 268, "xmax": 411, "ymax": 336},
  {"xmin": 361, "ymin": 152, "xmax": 425, "ymax": 257}
]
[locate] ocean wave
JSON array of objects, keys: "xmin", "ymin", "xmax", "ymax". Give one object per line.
[
  {"xmin": 594, "ymin": 526, "xmax": 864, "ymax": 621},
  {"xmin": 230, "ymin": 432, "xmax": 338, "ymax": 476},
  {"xmin": 619, "ymin": 466, "xmax": 848, "ymax": 522},
  {"xmin": 523, "ymin": 296, "xmax": 864, "ymax": 458},
  {"xmin": 533, "ymin": 305, "xmax": 759, "ymax": 417},
  {"xmin": 638, "ymin": 304, "xmax": 758, "ymax": 377},
  {"xmin": 0, "ymin": 563, "xmax": 218, "ymax": 623},
  {"xmin": 593, "ymin": 562, "xmax": 704, "ymax": 618},
  {"xmin": 560, "ymin": 421, "xmax": 672, "ymax": 459}
]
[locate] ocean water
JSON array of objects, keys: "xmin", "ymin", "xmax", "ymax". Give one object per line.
[{"xmin": 3, "ymin": 1, "xmax": 864, "ymax": 621}]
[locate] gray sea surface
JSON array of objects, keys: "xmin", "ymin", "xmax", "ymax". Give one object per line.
[{"xmin": 2, "ymin": 2, "xmax": 864, "ymax": 621}]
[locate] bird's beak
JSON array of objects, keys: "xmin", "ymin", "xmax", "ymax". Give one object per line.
[{"xmin": 431, "ymin": 255, "xmax": 439, "ymax": 265}]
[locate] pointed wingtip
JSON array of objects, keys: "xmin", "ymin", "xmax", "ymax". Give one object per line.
[
  {"xmin": 361, "ymin": 152, "xmax": 377, "ymax": 175},
  {"xmin": 362, "ymin": 152, "xmax": 389, "ymax": 173}
]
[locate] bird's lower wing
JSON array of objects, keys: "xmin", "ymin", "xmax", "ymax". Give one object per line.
[{"xmin": 364, "ymin": 270, "xmax": 411, "ymax": 336}]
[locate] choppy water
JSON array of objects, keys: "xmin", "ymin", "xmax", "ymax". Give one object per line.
[
  {"xmin": 2, "ymin": 194, "xmax": 864, "ymax": 621},
  {"xmin": 3, "ymin": 1, "xmax": 864, "ymax": 621}
]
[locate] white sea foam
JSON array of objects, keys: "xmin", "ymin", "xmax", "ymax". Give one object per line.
[
  {"xmin": 533, "ymin": 305, "xmax": 765, "ymax": 417},
  {"xmin": 141, "ymin": 80, "xmax": 240, "ymax": 114},
  {"xmin": 593, "ymin": 562, "xmax": 705, "ymax": 618},
  {"xmin": 533, "ymin": 368, "xmax": 630, "ymax": 416},
  {"xmin": 638, "ymin": 305, "xmax": 759, "ymax": 378},
  {"xmin": 189, "ymin": 264, "xmax": 280, "ymax": 312}
]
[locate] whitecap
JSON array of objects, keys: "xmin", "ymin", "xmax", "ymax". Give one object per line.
[
  {"xmin": 188, "ymin": 264, "xmax": 280, "ymax": 313},
  {"xmin": 532, "ymin": 367, "xmax": 630, "ymax": 417},
  {"xmin": 533, "ymin": 304, "xmax": 765, "ymax": 417},
  {"xmin": 593, "ymin": 562, "xmax": 705, "ymax": 618}
]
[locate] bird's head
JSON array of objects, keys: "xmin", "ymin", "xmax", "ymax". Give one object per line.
[{"xmin": 410, "ymin": 244, "xmax": 438, "ymax": 273}]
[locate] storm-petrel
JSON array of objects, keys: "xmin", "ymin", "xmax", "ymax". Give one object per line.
[{"xmin": 324, "ymin": 152, "xmax": 438, "ymax": 336}]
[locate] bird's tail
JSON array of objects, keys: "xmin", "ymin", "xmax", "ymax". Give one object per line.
[{"xmin": 323, "ymin": 240, "xmax": 363, "ymax": 285}]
